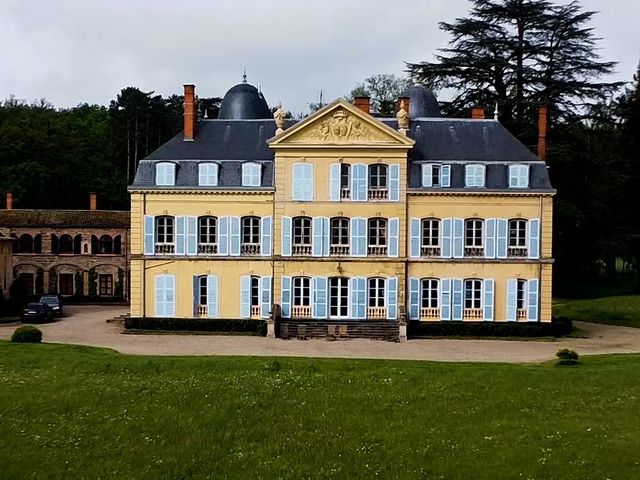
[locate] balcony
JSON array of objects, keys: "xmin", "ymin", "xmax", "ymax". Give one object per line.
[
  {"xmin": 367, "ymin": 307, "xmax": 387, "ymax": 319},
  {"xmin": 368, "ymin": 245, "xmax": 387, "ymax": 256},
  {"xmin": 292, "ymin": 244, "xmax": 312, "ymax": 256},
  {"xmin": 250, "ymin": 305, "xmax": 261, "ymax": 318},
  {"xmin": 291, "ymin": 305, "xmax": 311, "ymax": 318},
  {"xmin": 341, "ymin": 187, "xmax": 351, "ymax": 199},
  {"xmin": 154, "ymin": 243, "xmax": 175, "ymax": 254},
  {"xmin": 329, "ymin": 245, "xmax": 350, "ymax": 256},
  {"xmin": 197, "ymin": 305, "xmax": 208, "ymax": 318},
  {"xmin": 241, "ymin": 243, "xmax": 261, "ymax": 255},
  {"xmin": 420, "ymin": 307, "xmax": 440, "ymax": 320},
  {"xmin": 421, "ymin": 246, "xmax": 441, "ymax": 257},
  {"xmin": 198, "ymin": 243, "xmax": 218, "ymax": 255},
  {"xmin": 464, "ymin": 247, "xmax": 484, "ymax": 257},
  {"xmin": 516, "ymin": 308, "xmax": 528, "ymax": 321},
  {"xmin": 463, "ymin": 308, "xmax": 484, "ymax": 320},
  {"xmin": 508, "ymin": 247, "xmax": 528, "ymax": 258},
  {"xmin": 368, "ymin": 188, "xmax": 388, "ymax": 201}
]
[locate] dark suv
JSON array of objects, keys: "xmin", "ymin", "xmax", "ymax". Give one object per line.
[
  {"xmin": 22, "ymin": 303, "xmax": 54, "ymax": 323},
  {"xmin": 39, "ymin": 295, "xmax": 64, "ymax": 316}
]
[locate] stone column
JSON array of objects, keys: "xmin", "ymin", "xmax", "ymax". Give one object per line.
[
  {"xmin": 83, "ymin": 270, "xmax": 89, "ymax": 297},
  {"xmin": 43, "ymin": 269, "xmax": 50, "ymax": 294}
]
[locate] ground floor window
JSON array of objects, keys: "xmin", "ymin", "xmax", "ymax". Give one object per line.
[
  {"xmin": 367, "ymin": 277, "xmax": 385, "ymax": 307},
  {"xmin": 18, "ymin": 273, "xmax": 34, "ymax": 296},
  {"xmin": 464, "ymin": 279, "xmax": 482, "ymax": 309},
  {"xmin": 292, "ymin": 277, "xmax": 311, "ymax": 306},
  {"xmin": 329, "ymin": 277, "xmax": 349, "ymax": 318},
  {"xmin": 99, "ymin": 274, "xmax": 113, "ymax": 296},
  {"xmin": 58, "ymin": 273, "xmax": 74, "ymax": 296},
  {"xmin": 421, "ymin": 279, "xmax": 439, "ymax": 308},
  {"xmin": 250, "ymin": 276, "xmax": 260, "ymax": 317}
]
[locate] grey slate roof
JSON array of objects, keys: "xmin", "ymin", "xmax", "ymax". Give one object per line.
[{"xmin": 0, "ymin": 210, "xmax": 130, "ymax": 228}]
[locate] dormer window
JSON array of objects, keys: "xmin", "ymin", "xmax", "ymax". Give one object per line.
[
  {"xmin": 242, "ymin": 162, "xmax": 261, "ymax": 187},
  {"xmin": 422, "ymin": 164, "xmax": 451, "ymax": 187},
  {"xmin": 198, "ymin": 163, "xmax": 219, "ymax": 186},
  {"xmin": 509, "ymin": 164, "xmax": 529, "ymax": 188},
  {"xmin": 155, "ymin": 162, "xmax": 176, "ymax": 186},
  {"xmin": 465, "ymin": 164, "xmax": 485, "ymax": 187}
]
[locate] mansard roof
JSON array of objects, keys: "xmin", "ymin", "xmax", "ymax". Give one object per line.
[{"xmin": 0, "ymin": 210, "xmax": 130, "ymax": 228}]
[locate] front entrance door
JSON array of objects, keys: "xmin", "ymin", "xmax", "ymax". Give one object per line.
[{"xmin": 58, "ymin": 273, "xmax": 74, "ymax": 296}]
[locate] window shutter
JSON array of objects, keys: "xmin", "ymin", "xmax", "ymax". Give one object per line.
[
  {"xmin": 389, "ymin": 218, "xmax": 399, "ymax": 257},
  {"xmin": 192, "ymin": 276, "xmax": 199, "ymax": 317},
  {"xmin": 313, "ymin": 276, "xmax": 328, "ymax": 319},
  {"xmin": 261, "ymin": 276, "xmax": 272, "ymax": 319},
  {"xmin": 506, "ymin": 279, "xmax": 517, "ymax": 322},
  {"xmin": 528, "ymin": 219, "xmax": 540, "ymax": 259},
  {"xmin": 144, "ymin": 215, "xmax": 155, "ymax": 255},
  {"xmin": 352, "ymin": 164, "xmax": 367, "ymax": 201},
  {"xmin": 329, "ymin": 164, "xmax": 341, "ymax": 201},
  {"xmin": 230, "ymin": 217, "xmax": 241, "ymax": 256},
  {"xmin": 240, "ymin": 275, "xmax": 251, "ymax": 318},
  {"xmin": 312, "ymin": 217, "xmax": 324, "ymax": 257},
  {"xmin": 292, "ymin": 164, "xmax": 302, "ymax": 200},
  {"xmin": 155, "ymin": 275, "xmax": 165, "ymax": 317},
  {"xmin": 176, "ymin": 216, "xmax": 186, "ymax": 255},
  {"xmin": 483, "ymin": 279, "xmax": 494, "ymax": 321},
  {"xmin": 410, "ymin": 218, "xmax": 420, "ymax": 258},
  {"xmin": 422, "ymin": 164, "xmax": 433, "ymax": 187},
  {"xmin": 465, "ymin": 166, "xmax": 473, "ymax": 186},
  {"xmin": 527, "ymin": 279, "xmax": 539, "ymax": 321},
  {"xmin": 441, "ymin": 165, "xmax": 451, "ymax": 187},
  {"xmin": 350, "ymin": 277, "xmax": 366, "ymax": 319},
  {"xmin": 281, "ymin": 216, "xmax": 292, "ymax": 256},
  {"xmin": 485, "ymin": 218, "xmax": 496, "ymax": 258},
  {"xmin": 452, "ymin": 279, "xmax": 463, "ymax": 321},
  {"xmin": 389, "ymin": 164, "xmax": 400, "ymax": 201},
  {"xmin": 218, "ymin": 216, "xmax": 229, "ymax": 256},
  {"xmin": 440, "ymin": 278, "xmax": 451, "ymax": 320},
  {"xmin": 165, "ymin": 275, "xmax": 175, "ymax": 317},
  {"xmin": 387, "ymin": 277, "xmax": 397, "ymax": 320},
  {"xmin": 281, "ymin": 276, "xmax": 291, "ymax": 318},
  {"xmin": 453, "ymin": 219, "xmax": 464, "ymax": 258},
  {"xmin": 350, "ymin": 217, "xmax": 366, "ymax": 257},
  {"xmin": 186, "ymin": 216, "xmax": 197, "ymax": 255},
  {"xmin": 322, "ymin": 217, "xmax": 330, "ymax": 256},
  {"xmin": 292, "ymin": 164, "xmax": 313, "ymax": 201},
  {"xmin": 305, "ymin": 164, "xmax": 313, "ymax": 200},
  {"xmin": 261, "ymin": 216, "xmax": 272, "ymax": 256},
  {"xmin": 497, "ymin": 219, "xmax": 508, "ymax": 259},
  {"xmin": 409, "ymin": 277, "xmax": 420, "ymax": 320},
  {"xmin": 442, "ymin": 218, "xmax": 452, "ymax": 258},
  {"xmin": 207, "ymin": 275, "xmax": 218, "ymax": 318}
]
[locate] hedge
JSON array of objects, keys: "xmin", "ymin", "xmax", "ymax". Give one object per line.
[
  {"xmin": 125, "ymin": 317, "xmax": 267, "ymax": 336},
  {"xmin": 11, "ymin": 325, "xmax": 43, "ymax": 343},
  {"xmin": 408, "ymin": 317, "xmax": 572, "ymax": 338}
]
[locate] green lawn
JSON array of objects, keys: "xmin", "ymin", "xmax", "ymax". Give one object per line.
[
  {"xmin": 1, "ymin": 343, "xmax": 640, "ymax": 479},
  {"xmin": 554, "ymin": 295, "xmax": 640, "ymax": 328}
]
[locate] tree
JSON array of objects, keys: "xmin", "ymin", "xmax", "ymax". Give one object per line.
[{"xmin": 347, "ymin": 74, "xmax": 412, "ymax": 116}]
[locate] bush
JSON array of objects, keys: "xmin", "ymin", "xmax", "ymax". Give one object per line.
[
  {"xmin": 11, "ymin": 325, "xmax": 43, "ymax": 343},
  {"xmin": 556, "ymin": 348, "xmax": 579, "ymax": 365},
  {"xmin": 125, "ymin": 317, "xmax": 267, "ymax": 336},
  {"xmin": 407, "ymin": 320, "xmax": 572, "ymax": 338}
]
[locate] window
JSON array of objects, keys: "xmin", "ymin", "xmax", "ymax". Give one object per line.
[
  {"xmin": 198, "ymin": 216, "xmax": 217, "ymax": 254},
  {"xmin": 329, "ymin": 277, "xmax": 349, "ymax": 318},
  {"xmin": 292, "ymin": 217, "xmax": 311, "ymax": 255},
  {"xmin": 464, "ymin": 279, "xmax": 483, "ymax": 319},
  {"xmin": 421, "ymin": 218, "xmax": 440, "ymax": 256},
  {"xmin": 59, "ymin": 273, "xmax": 74, "ymax": 296},
  {"xmin": 198, "ymin": 163, "xmax": 218, "ymax": 186},
  {"xmin": 292, "ymin": 276, "xmax": 311, "ymax": 318},
  {"xmin": 367, "ymin": 277, "xmax": 386, "ymax": 319},
  {"xmin": 114, "ymin": 236, "xmax": 122, "ymax": 254},
  {"xmin": 242, "ymin": 162, "xmax": 261, "ymax": 187},
  {"xmin": 517, "ymin": 278, "xmax": 527, "ymax": 311},
  {"xmin": 292, "ymin": 163, "xmax": 313, "ymax": 201},
  {"xmin": 465, "ymin": 164, "xmax": 485, "ymax": 187},
  {"xmin": 340, "ymin": 164, "xmax": 351, "ymax": 199},
  {"xmin": 509, "ymin": 164, "xmax": 529, "ymax": 188},
  {"xmin": 59, "ymin": 234, "xmax": 74, "ymax": 254},
  {"xmin": 250, "ymin": 276, "xmax": 260, "ymax": 317},
  {"xmin": 18, "ymin": 273, "xmax": 34, "ymax": 296},
  {"xmin": 368, "ymin": 164, "xmax": 388, "ymax": 200},
  {"xmin": 368, "ymin": 218, "xmax": 387, "ymax": 255},
  {"xmin": 420, "ymin": 278, "xmax": 439, "ymax": 319},
  {"xmin": 18, "ymin": 234, "xmax": 34, "ymax": 253},
  {"xmin": 155, "ymin": 162, "xmax": 176, "ymax": 186},
  {"xmin": 241, "ymin": 216, "xmax": 260, "ymax": 254},
  {"xmin": 508, "ymin": 219, "xmax": 528, "ymax": 257},
  {"xmin": 155, "ymin": 216, "xmax": 175, "ymax": 254},
  {"xmin": 196, "ymin": 276, "xmax": 208, "ymax": 316},
  {"xmin": 464, "ymin": 219, "xmax": 484, "ymax": 256},
  {"xmin": 99, "ymin": 235, "xmax": 113, "ymax": 254},
  {"xmin": 330, "ymin": 217, "xmax": 349, "ymax": 255},
  {"xmin": 421, "ymin": 164, "xmax": 450, "ymax": 187},
  {"xmin": 99, "ymin": 274, "xmax": 113, "ymax": 296}
]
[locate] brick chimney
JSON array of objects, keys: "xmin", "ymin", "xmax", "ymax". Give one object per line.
[
  {"xmin": 353, "ymin": 97, "xmax": 370, "ymax": 114},
  {"xmin": 89, "ymin": 192, "xmax": 97, "ymax": 211},
  {"xmin": 471, "ymin": 106, "xmax": 485, "ymax": 119},
  {"xmin": 538, "ymin": 105, "xmax": 548, "ymax": 161},
  {"xmin": 183, "ymin": 84, "xmax": 196, "ymax": 141},
  {"xmin": 5, "ymin": 192, "xmax": 13, "ymax": 210}
]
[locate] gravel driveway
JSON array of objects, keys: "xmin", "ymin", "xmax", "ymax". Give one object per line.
[{"xmin": 2, "ymin": 305, "xmax": 640, "ymax": 363}]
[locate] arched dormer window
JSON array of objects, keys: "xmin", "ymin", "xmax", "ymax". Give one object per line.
[
  {"xmin": 198, "ymin": 162, "xmax": 219, "ymax": 186},
  {"xmin": 241, "ymin": 162, "xmax": 261, "ymax": 187},
  {"xmin": 465, "ymin": 164, "xmax": 485, "ymax": 187},
  {"xmin": 155, "ymin": 162, "xmax": 176, "ymax": 186},
  {"xmin": 508, "ymin": 164, "xmax": 529, "ymax": 188}
]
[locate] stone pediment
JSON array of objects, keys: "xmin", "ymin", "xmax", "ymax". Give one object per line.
[{"xmin": 268, "ymin": 99, "xmax": 414, "ymax": 148}]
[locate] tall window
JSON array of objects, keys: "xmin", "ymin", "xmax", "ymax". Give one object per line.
[
  {"xmin": 198, "ymin": 163, "xmax": 219, "ymax": 186},
  {"xmin": 292, "ymin": 216, "xmax": 311, "ymax": 255},
  {"xmin": 195, "ymin": 276, "xmax": 208, "ymax": 316},
  {"xmin": 368, "ymin": 218, "xmax": 387, "ymax": 255},
  {"xmin": 509, "ymin": 164, "xmax": 529, "ymax": 188},
  {"xmin": 464, "ymin": 279, "xmax": 482, "ymax": 319},
  {"xmin": 59, "ymin": 234, "xmax": 74, "ymax": 254},
  {"xmin": 156, "ymin": 216, "xmax": 175, "ymax": 254},
  {"xmin": 198, "ymin": 216, "xmax": 217, "ymax": 254},
  {"xmin": 99, "ymin": 235, "xmax": 113, "ymax": 254},
  {"xmin": 242, "ymin": 162, "xmax": 261, "ymax": 187},
  {"xmin": 250, "ymin": 276, "xmax": 260, "ymax": 316},
  {"xmin": 99, "ymin": 274, "xmax": 113, "ymax": 296},
  {"xmin": 292, "ymin": 276, "xmax": 311, "ymax": 318},
  {"xmin": 329, "ymin": 277, "xmax": 349, "ymax": 318},
  {"xmin": 330, "ymin": 217, "xmax": 349, "ymax": 255},
  {"xmin": 517, "ymin": 279, "xmax": 527, "ymax": 310},
  {"xmin": 420, "ymin": 278, "xmax": 439, "ymax": 319},
  {"xmin": 508, "ymin": 219, "xmax": 527, "ymax": 257},
  {"xmin": 464, "ymin": 219, "xmax": 484, "ymax": 256},
  {"xmin": 368, "ymin": 164, "xmax": 388, "ymax": 200},
  {"xmin": 465, "ymin": 164, "xmax": 485, "ymax": 187},
  {"xmin": 241, "ymin": 216, "xmax": 260, "ymax": 254},
  {"xmin": 292, "ymin": 163, "xmax": 313, "ymax": 201},
  {"xmin": 18, "ymin": 234, "xmax": 34, "ymax": 253},
  {"xmin": 421, "ymin": 218, "xmax": 440, "ymax": 256},
  {"xmin": 367, "ymin": 277, "xmax": 386, "ymax": 318},
  {"xmin": 340, "ymin": 164, "xmax": 351, "ymax": 199},
  {"xmin": 155, "ymin": 162, "xmax": 176, "ymax": 186}
]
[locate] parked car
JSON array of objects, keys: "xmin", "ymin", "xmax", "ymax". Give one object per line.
[
  {"xmin": 21, "ymin": 303, "xmax": 54, "ymax": 323},
  {"xmin": 39, "ymin": 295, "xmax": 64, "ymax": 316}
]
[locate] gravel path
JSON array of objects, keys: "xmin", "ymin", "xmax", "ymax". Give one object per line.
[{"xmin": 2, "ymin": 305, "xmax": 640, "ymax": 363}]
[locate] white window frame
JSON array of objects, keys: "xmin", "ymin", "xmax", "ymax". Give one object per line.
[
  {"xmin": 465, "ymin": 219, "xmax": 484, "ymax": 247},
  {"xmin": 292, "ymin": 216, "xmax": 312, "ymax": 246},
  {"xmin": 198, "ymin": 163, "xmax": 219, "ymax": 186},
  {"xmin": 509, "ymin": 219, "xmax": 527, "ymax": 247},
  {"xmin": 421, "ymin": 218, "xmax": 440, "ymax": 247},
  {"xmin": 367, "ymin": 277, "xmax": 386, "ymax": 308},
  {"xmin": 242, "ymin": 162, "xmax": 261, "ymax": 187},
  {"xmin": 509, "ymin": 164, "xmax": 529, "ymax": 188},
  {"xmin": 155, "ymin": 162, "xmax": 176, "ymax": 186},
  {"xmin": 329, "ymin": 277, "xmax": 349, "ymax": 318},
  {"xmin": 421, "ymin": 278, "xmax": 439, "ymax": 308},
  {"xmin": 198, "ymin": 216, "xmax": 217, "ymax": 245},
  {"xmin": 465, "ymin": 164, "xmax": 485, "ymax": 187},
  {"xmin": 464, "ymin": 279, "xmax": 483, "ymax": 309},
  {"xmin": 292, "ymin": 276, "xmax": 311, "ymax": 306}
]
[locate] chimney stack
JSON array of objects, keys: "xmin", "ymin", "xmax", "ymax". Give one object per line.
[
  {"xmin": 89, "ymin": 192, "xmax": 97, "ymax": 211},
  {"xmin": 5, "ymin": 192, "xmax": 13, "ymax": 210},
  {"xmin": 183, "ymin": 84, "xmax": 196, "ymax": 141},
  {"xmin": 538, "ymin": 105, "xmax": 548, "ymax": 161},
  {"xmin": 471, "ymin": 106, "xmax": 485, "ymax": 119},
  {"xmin": 353, "ymin": 97, "xmax": 371, "ymax": 114}
]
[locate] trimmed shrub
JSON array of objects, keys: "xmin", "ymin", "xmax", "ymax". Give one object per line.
[
  {"xmin": 408, "ymin": 319, "xmax": 572, "ymax": 338},
  {"xmin": 556, "ymin": 348, "xmax": 579, "ymax": 365},
  {"xmin": 11, "ymin": 325, "xmax": 43, "ymax": 343},
  {"xmin": 125, "ymin": 317, "xmax": 267, "ymax": 336}
]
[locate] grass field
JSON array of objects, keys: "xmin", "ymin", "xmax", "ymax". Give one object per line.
[
  {"xmin": 554, "ymin": 295, "xmax": 640, "ymax": 328},
  {"xmin": 1, "ymin": 342, "xmax": 639, "ymax": 479}
]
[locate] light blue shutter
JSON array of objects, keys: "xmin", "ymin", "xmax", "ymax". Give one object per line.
[
  {"xmin": 453, "ymin": 219, "xmax": 464, "ymax": 258},
  {"xmin": 281, "ymin": 276, "xmax": 291, "ymax": 318},
  {"xmin": 422, "ymin": 164, "xmax": 433, "ymax": 187},
  {"xmin": 352, "ymin": 164, "xmax": 367, "ymax": 201},
  {"xmin": 292, "ymin": 164, "xmax": 302, "ymax": 200},
  {"xmin": 389, "ymin": 164, "xmax": 400, "ymax": 201},
  {"xmin": 441, "ymin": 165, "xmax": 451, "ymax": 187},
  {"xmin": 440, "ymin": 278, "xmax": 451, "ymax": 320},
  {"xmin": 207, "ymin": 275, "xmax": 218, "ymax": 318},
  {"xmin": 497, "ymin": 219, "xmax": 508, "ymax": 259},
  {"xmin": 218, "ymin": 216, "xmax": 229, "ymax": 255},
  {"xmin": 165, "ymin": 275, "xmax": 175, "ymax": 317},
  {"xmin": 329, "ymin": 164, "xmax": 341, "ymax": 201},
  {"xmin": 261, "ymin": 276, "xmax": 272, "ymax": 318},
  {"xmin": 281, "ymin": 216, "xmax": 292, "ymax": 256},
  {"xmin": 410, "ymin": 218, "xmax": 420, "ymax": 258},
  {"xmin": 313, "ymin": 277, "xmax": 328, "ymax": 319},
  {"xmin": 176, "ymin": 216, "xmax": 186, "ymax": 255},
  {"xmin": 483, "ymin": 279, "xmax": 494, "ymax": 321},
  {"xmin": 409, "ymin": 277, "xmax": 420, "ymax": 320},
  {"xmin": 452, "ymin": 279, "xmax": 463, "ymax": 321},
  {"xmin": 312, "ymin": 217, "xmax": 323, "ymax": 257},
  {"xmin": 389, "ymin": 218, "xmax": 399, "ymax": 257},
  {"xmin": 187, "ymin": 216, "xmax": 197, "ymax": 255},
  {"xmin": 230, "ymin": 217, "xmax": 240, "ymax": 256},
  {"xmin": 528, "ymin": 279, "xmax": 539, "ymax": 321},
  {"xmin": 144, "ymin": 215, "xmax": 155, "ymax": 255},
  {"xmin": 485, "ymin": 218, "xmax": 496, "ymax": 259},
  {"xmin": 351, "ymin": 218, "xmax": 366, "ymax": 257},
  {"xmin": 322, "ymin": 217, "xmax": 330, "ymax": 256},
  {"xmin": 192, "ymin": 276, "xmax": 199, "ymax": 317},
  {"xmin": 506, "ymin": 279, "xmax": 517, "ymax": 321},
  {"xmin": 387, "ymin": 277, "xmax": 397, "ymax": 320},
  {"xmin": 261, "ymin": 216, "xmax": 272, "ymax": 256},
  {"xmin": 528, "ymin": 219, "xmax": 540, "ymax": 259},
  {"xmin": 442, "ymin": 218, "xmax": 452, "ymax": 258},
  {"xmin": 240, "ymin": 275, "xmax": 251, "ymax": 318},
  {"xmin": 350, "ymin": 277, "xmax": 366, "ymax": 319},
  {"xmin": 292, "ymin": 164, "xmax": 313, "ymax": 201},
  {"xmin": 155, "ymin": 275, "xmax": 165, "ymax": 317}
]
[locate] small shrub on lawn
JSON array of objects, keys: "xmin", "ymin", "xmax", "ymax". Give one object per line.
[
  {"xmin": 11, "ymin": 326, "xmax": 43, "ymax": 343},
  {"xmin": 556, "ymin": 348, "xmax": 579, "ymax": 365}
]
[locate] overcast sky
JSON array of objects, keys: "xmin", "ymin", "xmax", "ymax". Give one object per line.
[{"xmin": 1, "ymin": 0, "xmax": 638, "ymax": 115}]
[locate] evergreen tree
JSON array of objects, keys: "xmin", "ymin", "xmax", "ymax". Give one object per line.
[{"xmin": 347, "ymin": 74, "xmax": 412, "ymax": 116}]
